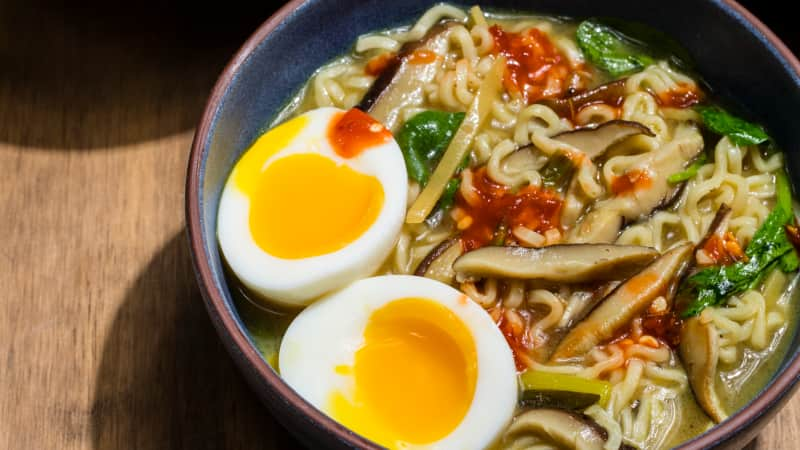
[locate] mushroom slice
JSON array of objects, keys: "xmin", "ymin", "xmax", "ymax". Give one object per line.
[
  {"xmin": 453, "ymin": 244, "xmax": 658, "ymax": 283},
  {"xmin": 551, "ymin": 243, "xmax": 693, "ymax": 361},
  {"xmin": 542, "ymin": 79, "xmax": 628, "ymax": 119},
  {"xmin": 568, "ymin": 209, "xmax": 623, "ymax": 244},
  {"xmin": 566, "ymin": 123, "xmax": 704, "ymax": 244},
  {"xmin": 503, "ymin": 408, "xmax": 609, "ymax": 450},
  {"xmin": 559, "ymin": 282, "xmax": 621, "ymax": 329},
  {"xmin": 679, "ymin": 316, "xmax": 728, "ymax": 423},
  {"xmin": 553, "ymin": 120, "xmax": 655, "ymax": 160},
  {"xmin": 356, "ymin": 22, "xmax": 453, "ymax": 132},
  {"xmin": 414, "ymin": 238, "xmax": 463, "ymax": 284}
]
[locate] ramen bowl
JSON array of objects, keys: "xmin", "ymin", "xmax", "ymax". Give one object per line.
[{"xmin": 186, "ymin": 0, "xmax": 800, "ymax": 448}]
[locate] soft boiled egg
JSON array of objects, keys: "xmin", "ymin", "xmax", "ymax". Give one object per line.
[
  {"xmin": 279, "ymin": 275, "xmax": 518, "ymax": 450},
  {"xmin": 217, "ymin": 107, "xmax": 407, "ymax": 306}
]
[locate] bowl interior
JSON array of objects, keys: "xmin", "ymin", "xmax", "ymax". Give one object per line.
[{"xmin": 191, "ymin": 0, "xmax": 800, "ymax": 448}]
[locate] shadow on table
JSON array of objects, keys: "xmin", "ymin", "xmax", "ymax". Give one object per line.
[
  {"xmin": 743, "ymin": 437, "xmax": 759, "ymax": 449},
  {"xmin": 0, "ymin": 0, "xmax": 279, "ymax": 150},
  {"xmin": 90, "ymin": 231, "xmax": 302, "ymax": 449}
]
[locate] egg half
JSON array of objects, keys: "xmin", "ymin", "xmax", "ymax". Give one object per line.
[
  {"xmin": 217, "ymin": 107, "xmax": 407, "ymax": 305},
  {"xmin": 279, "ymin": 275, "xmax": 518, "ymax": 450}
]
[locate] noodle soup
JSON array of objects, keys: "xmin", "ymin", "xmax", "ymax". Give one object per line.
[{"xmin": 219, "ymin": 4, "xmax": 800, "ymax": 449}]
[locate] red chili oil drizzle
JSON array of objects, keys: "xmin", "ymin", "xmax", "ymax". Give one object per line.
[
  {"xmin": 641, "ymin": 311, "xmax": 683, "ymax": 348},
  {"xmin": 657, "ymin": 83, "xmax": 703, "ymax": 108},
  {"xmin": 493, "ymin": 308, "xmax": 530, "ymax": 371},
  {"xmin": 611, "ymin": 168, "xmax": 652, "ymax": 196},
  {"xmin": 489, "ymin": 25, "xmax": 584, "ymax": 104},
  {"xmin": 701, "ymin": 232, "xmax": 745, "ymax": 266},
  {"xmin": 455, "ymin": 167, "xmax": 563, "ymax": 251},
  {"xmin": 364, "ymin": 52, "xmax": 397, "ymax": 76},
  {"xmin": 327, "ymin": 108, "xmax": 392, "ymax": 159},
  {"xmin": 407, "ymin": 49, "xmax": 437, "ymax": 64}
]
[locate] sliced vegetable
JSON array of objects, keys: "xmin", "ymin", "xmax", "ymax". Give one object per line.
[
  {"xmin": 425, "ymin": 156, "xmax": 471, "ymax": 226},
  {"xmin": 681, "ymin": 171, "xmax": 799, "ymax": 317},
  {"xmin": 414, "ymin": 237, "xmax": 463, "ymax": 284},
  {"xmin": 551, "ymin": 243, "xmax": 693, "ymax": 361},
  {"xmin": 396, "ymin": 111, "xmax": 465, "ymax": 185},
  {"xmin": 520, "ymin": 371, "xmax": 611, "ymax": 409},
  {"xmin": 576, "ymin": 20, "xmax": 654, "ymax": 77},
  {"xmin": 358, "ymin": 22, "xmax": 453, "ymax": 132},
  {"xmin": 679, "ymin": 316, "xmax": 728, "ymax": 423},
  {"xmin": 566, "ymin": 123, "xmax": 704, "ymax": 243},
  {"xmin": 406, "ymin": 55, "xmax": 506, "ymax": 223},
  {"xmin": 540, "ymin": 152, "xmax": 575, "ymax": 190},
  {"xmin": 696, "ymin": 106, "xmax": 770, "ymax": 147},
  {"xmin": 668, "ymin": 152, "xmax": 707, "ymax": 184},
  {"xmin": 503, "ymin": 408, "xmax": 609, "ymax": 450},
  {"xmin": 453, "ymin": 244, "xmax": 659, "ymax": 283},
  {"xmin": 553, "ymin": 120, "xmax": 654, "ymax": 160},
  {"xmin": 568, "ymin": 208, "xmax": 624, "ymax": 244},
  {"xmin": 543, "ymin": 79, "xmax": 627, "ymax": 120},
  {"xmin": 559, "ymin": 282, "xmax": 621, "ymax": 329}
]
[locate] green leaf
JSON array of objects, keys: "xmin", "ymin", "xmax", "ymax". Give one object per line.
[
  {"xmin": 396, "ymin": 111, "xmax": 465, "ymax": 186},
  {"xmin": 591, "ymin": 18, "xmax": 695, "ymax": 75},
  {"xmin": 780, "ymin": 250, "xmax": 799, "ymax": 272},
  {"xmin": 776, "ymin": 169, "xmax": 792, "ymax": 212},
  {"xmin": 681, "ymin": 170, "xmax": 797, "ymax": 317},
  {"xmin": 424, "ymin": 154, "xmax": 471, "ymax": 227},
  {"xmin": 541, "ymin": 153, "xmax": 576, "ymax": 190},
  {"xmin": 668, "ymin": 153, "xmax": 707, "ymax": 184},
  {"xmin": 438, "ymin": 179, "xmax": 460, "ymax": 212},
  {"xmin": 576, "ymin": 20, "xmax": 654, "ymax": 76},
  {"xmin": 696, "ymin": 106, "xmax": 770, "ymax": 147}
]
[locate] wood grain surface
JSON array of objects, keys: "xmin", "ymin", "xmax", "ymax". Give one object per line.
[{"xmin": 0, "ymin": 1, "xmax": 797, "ymax": 449}]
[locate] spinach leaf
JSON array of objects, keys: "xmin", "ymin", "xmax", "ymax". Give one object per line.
[
  {"xmin": 437, "ymin": 179, "xmax": 461, "ymax": 212},
  {"xmin": 592, "ymin": 18, "xmax": 695, "ymax": 75},
  {"xmin": 681, "ymin": 171, "xmax": 797, "ymax": 317},
  {"xmin": 696, "ymin": 106, "xmax": 770, "ymax": 147},
  {"xmin": 576, "ymin": 20, "xmax": 654, "ymax": 77},
  {"xmin": 424, "ymin": 154, "xmax": 471, "ymax": 227},
  {"xmin": 668, "ymin": 153, "xmax": 707, "ymax": 184},
  {"xmin": 396, "ymin": 111, "xmax": 466, "ymax": 186},
  {"xmin": 541, "ymin": 153, "xmax": 576, "ymax": 190},
  {"xmin": 780, "ymin": 250, "xmax": 800, "ymax": 272}
]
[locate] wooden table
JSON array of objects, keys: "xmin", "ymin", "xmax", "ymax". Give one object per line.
[{"xmin": 0, "ymin": 1, "xmax": 797, "ymax": 448}]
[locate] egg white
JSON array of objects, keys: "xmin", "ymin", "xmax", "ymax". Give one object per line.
[
  {"xmin": 217, "ymin": 107, "xmax": 407, "ymax": 306},
  {"xmin": 279, "ymin": 275, "xmax": 519, "ymax": 450}
]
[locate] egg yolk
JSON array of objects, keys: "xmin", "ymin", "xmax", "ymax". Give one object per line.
[
  {"xmin": 329, "ymin": 298, "xmax": 477, "ymax": 448},
  {"xmin": 248, "ymin": 153, "xmax": 384, "ymax": 259},
  {"xmin": 233, "ymin": 114, "xmax": 308, "ymax": 194}
]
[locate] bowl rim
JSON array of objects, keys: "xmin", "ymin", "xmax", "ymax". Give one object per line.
[{"xmin": 186, "ymin": 1, "xmax": 800, "ymax": 448}]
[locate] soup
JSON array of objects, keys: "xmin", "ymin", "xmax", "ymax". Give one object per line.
[{"xmin": 218, "ymin": 4, "xmax": 799, "ymax": 449}]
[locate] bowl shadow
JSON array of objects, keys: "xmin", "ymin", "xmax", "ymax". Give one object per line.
[{"xmin": 90, "ymin": 232, "xmax": 302, "ymax": 449}]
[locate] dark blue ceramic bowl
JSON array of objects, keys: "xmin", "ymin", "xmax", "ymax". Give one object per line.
[{"xmin": 186, "ymin": 1, "xmax": 800, "ymax": 448}]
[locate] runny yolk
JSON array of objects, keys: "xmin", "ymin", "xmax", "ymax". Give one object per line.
[
  {"xmin": 329, "ymin": 298, "xmax": 477, "ymax": 448},
  {"xmin": 248, "ymin": 153, "xmax": 384, "ymax": 259},
  {"xmin": 232, "ymin": 114, "xmax": 308, "ymax": 194},
  {"xmin": 328, "ymin": 108, "xmax": 392, "ymax": 158}
]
